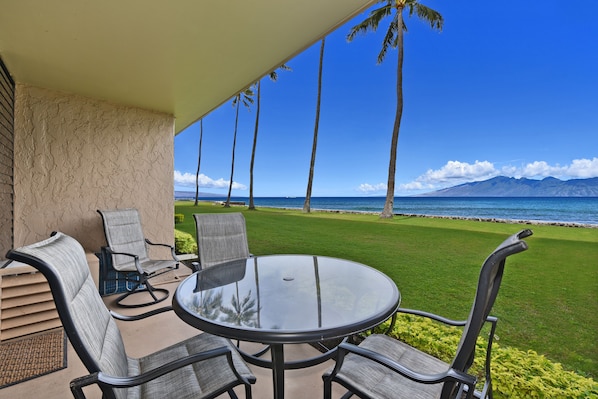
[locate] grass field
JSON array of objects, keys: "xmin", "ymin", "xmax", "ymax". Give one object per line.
[{"xmin": 175, "ymin": 201, "xmax": 598, "ymax": 377}]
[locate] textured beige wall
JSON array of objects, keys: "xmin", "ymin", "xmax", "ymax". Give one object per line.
[{"xmin": 13, "ymin": 84, "xmax": 175, "ymax": 255}]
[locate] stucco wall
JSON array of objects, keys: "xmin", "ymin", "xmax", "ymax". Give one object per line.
[{"xmin": 13, "ymin": 84, "xmax": 175, "ymax": 255}]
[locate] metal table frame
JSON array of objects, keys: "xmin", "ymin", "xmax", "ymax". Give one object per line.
[{"xmin": 173, "ymin": 255, "xmax": 400, "ymax": 399}]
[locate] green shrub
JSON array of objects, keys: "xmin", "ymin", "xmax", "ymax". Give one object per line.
[
  {"xmin": 375, "ymin": 314, "xmax": 598, "ymax": 398},
  {"xmin": 174, "ymin": 213, "xmax": 185, "ymax": 224},
  {"xmin": 174, "ymin": 229, "xmax": 197, "ymax": 255}
]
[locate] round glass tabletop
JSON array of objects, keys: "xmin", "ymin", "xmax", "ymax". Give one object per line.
[{"xmin": 173, "ymin": 255, "xmax": 400, "ymax": 343}]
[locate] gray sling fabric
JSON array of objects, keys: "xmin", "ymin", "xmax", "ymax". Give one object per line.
[
  {"xmin": 334, "ymin": 334, "xmax": 445, "ymax": 399},
  {"xmin": 98, "ymin": 208, "xmax": 178, "ymax": 273},
  {"xmin": 194, "ymin": 213, "xmax": 250, "ymax": 269},
  {"xmin": 7, "ymin": 233, "xmax": 255, "ymax": 399},
  {"xmin": 324, "ymin": 229, "xmax": 532, "ymax": 399}
]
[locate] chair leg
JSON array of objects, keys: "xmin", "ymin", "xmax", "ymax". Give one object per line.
[{"xmin": 115, "ymin": 279, "xmax": 169, "ymax": 308}]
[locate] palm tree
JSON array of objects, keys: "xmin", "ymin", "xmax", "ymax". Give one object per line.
[
  {"xmin": 303, "ymin": 38, "xmax": 326, "ymax": 213},
  {"xmin": 194, "ymin": 119, "xmax": 203, "ymax": 206},
  {"xmin": 225, "ymin": 87, "xmax": 254, "ymax": 207},
  {"xmin": 249, "ymin": 65, "xmax": 290, "ymax": 210},
  {"xmin": 348, "ymin": 0, "xmax": 443, "ymax": 218}
]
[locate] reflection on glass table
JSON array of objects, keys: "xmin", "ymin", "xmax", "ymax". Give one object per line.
[{"xmin": 174, "ymin": 255, "xmax": 400, "ymax": 399}]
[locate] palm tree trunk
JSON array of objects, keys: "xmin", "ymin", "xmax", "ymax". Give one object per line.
[
  {"xmin": 194, "ymin": 119, "xmax": 203, "ymax": 206},
  {"xmin": 225, "ymin": 99, "xmax": 241, "ymax": 207},
  {"xmin": 249, "ymin": 81, "xmax": 261, "ymax": 210},
  {"xmin": 381, "ymin": 11, "xmax": 404, "ymax": 219},
  {"xmin": 303, "ymin": 38, "xmax": 325, "ymax": 213}
]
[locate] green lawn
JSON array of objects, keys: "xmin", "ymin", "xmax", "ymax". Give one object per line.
[{"xmin": 175, "ymin": 201, "xmax": 598, "ymax": 377}]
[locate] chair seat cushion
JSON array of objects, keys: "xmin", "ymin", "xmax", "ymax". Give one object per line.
[
  {"xmin": 117, "ymin": 259, "xmax": 178, "ymax": 274},
  {"xmin": 331, "ymin": 334, "xmax": 448, "ymax": 399},
  {"xmin": 127, "ymin": 333, "xmax": 255, "ymax": 399}
]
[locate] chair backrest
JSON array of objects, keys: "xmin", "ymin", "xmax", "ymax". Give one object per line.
[
  {"xmin": 446, "ymin": 229, "xmax": 532, "ymax": 393},
  {"xmin": 6, "ymin": 233, "xmax": 130, "ymax": 383},
  {"xmin": 194, "ymin": 213, "xmax": 250, "ymax": 269},
  {"xmin": 98, "ymin": 208, "xmax": 150, "ymax": 271}
]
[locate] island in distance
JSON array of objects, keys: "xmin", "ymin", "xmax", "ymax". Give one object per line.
[{"xmin": 421, "ymin": 176, "xmax": 598, "ymax": 197}]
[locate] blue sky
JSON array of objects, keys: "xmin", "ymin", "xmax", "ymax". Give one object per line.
[{"xmin": 174, "ymin": 0, "xmax": 598, "ymax": 197}]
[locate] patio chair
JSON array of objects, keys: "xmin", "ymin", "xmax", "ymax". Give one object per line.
[
  {"xmin": 323, "ymin": 229, "xmax": 533, "ymax": 399},
  {"xmin": 97, "ymin": 208, "xmax": 180, "ymax": 307},
  {"xmin": 5, "ymin": 232, "xmax": 256, "ymax": 399},
  {"xmin": 193, "ymin": 213, "xmax": 251, "ymax": 270},
  {"xmin": 193, "ymin": 212, "xmax": 264, "ymax": 352}
]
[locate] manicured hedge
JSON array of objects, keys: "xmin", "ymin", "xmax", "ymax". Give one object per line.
[
  {"xmin": 174, "ymin": 229, "xmax": 197, "ymax": 255},
  {"xmin": 377, "ymin": 314, "xmax": 598, "ymax": 398}
]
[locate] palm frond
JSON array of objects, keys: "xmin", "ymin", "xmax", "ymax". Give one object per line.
[
  {"xmin": 347, "ymin": 1, "xmax": 392, "ymax": 42},
  {"xmin": 232, "ymin": 87, "xmax": 254, "ymax": 109},
  {"xmin": 412, "ymin": 3, "xmax": 444, "ymax": 31},
  {"xmin": 378, "ymin": 16, "xmax": 399, "ymax": 64},
  {"xmin": 269, "ymin": 63, "xmax": 291, "ymax": 82}
]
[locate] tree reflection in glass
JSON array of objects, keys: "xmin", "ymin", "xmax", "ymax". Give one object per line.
[
  {"xmin": 191, "ymin": 289, "xmax": 223, "ymax": 321},
  {"xmin": 220, "ymin": 289, "xmax": 259, "ymax": 327}
]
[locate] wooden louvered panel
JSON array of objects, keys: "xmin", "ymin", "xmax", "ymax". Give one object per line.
[
  {"xmin": 1, "ymin": 319, "xmax": 62, "ymax": 341},
  {"xmin": 1, "ymin": 300, "xmax": 56, "ymax": 318},
  {"xmin": 1, "ymin": 271, "xmax": 47, "ymax": 288},
  {"xmin": 1, "ymin": 309, "xmax": 59, "ymax": 330},
  {"xmin": 1, "ymin": 291, "xmax": 54, "ymax": 309},
  {"xmin": 0, "ymin": 265, "xmax": 61, "ymax": 341},
  {"xmin": 2, "ymin": 280, "xmax": 51, "ymax": 299}
]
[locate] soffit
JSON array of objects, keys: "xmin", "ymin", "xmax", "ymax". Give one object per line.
[{"xmin": 0, "ymin": 0, "xmax": 375, "ymax": 133}]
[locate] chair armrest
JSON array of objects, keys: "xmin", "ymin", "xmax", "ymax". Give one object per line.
[
  {"xmin": 102, "ymin": 247, "xmax": 138, "ymax": 260},
  {"xmin": 102, "ymin": 247, "xmax": 144, "ymax": 274},
  {"xmin": 396, "ymin": 309, "xmax": 499, "ymax": 399},
  {"xmin": 110, "ymin": 306, "xmax": 173, "ymax": 321},
  {"xmin": 145, "ymin": 239, "xmax": 180, "ymax": 262},
  {"xmin": 329, "ymin": 342, "xmax": 477, "ymax": 398},
  {"xmin": 70, "ymin": 346, "xmax": 251, "ymax": 398},
  {"xmin": 478, "ymin": 316, "xmax": 498, "ymax": 399},
  {"xmin": 398, "ymin": 308, "xmax": 468, "ymax": 327}
]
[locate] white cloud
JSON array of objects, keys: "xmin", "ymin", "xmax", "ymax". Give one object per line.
[
  {"xmin": 515, "ymin": 158, "xmax": 598, "ymax": 179},
  {"xmin": 357, "ymin": 183, "xmax": 386, "ymax": 194},
  {"xmin": 563, "ymin": 157, "xmax": 598, "ymax": 178},
  {"xmin": 398, "ymin": 181, "xmax": 436, "ymax": 191},
  {"xmin": 418, "ymin": 160, "xmax": 497, "ymax": 184},
  {"xmin": 360, "ymin": 157, "xmax": 598, "ymax": 195},
  {"xmin": 174, "ymin": 171, "xmax": 247, "ymax": 190},
  {"xmin": 519, "ymin": 161, "xmax": 560, "ymax": 177}
]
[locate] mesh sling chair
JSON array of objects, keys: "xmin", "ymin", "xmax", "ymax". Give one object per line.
[
  {"xmin": 98, "ymin": 208, "xmax": 182, "ymax": 307},
  {"xmin": 193, "ymin": 213, "xmax": 251, "ymax": 270},
  {"xmin": 5, "ymin": 232, "xmax": 255, "ymax": 399},
  {"xmin": 193, "ymin": 213, "xmax": 268, "ymax": 354},
  {"xmin": 323, "ymin": 229, "xmax": 533, "ymax": 399}
]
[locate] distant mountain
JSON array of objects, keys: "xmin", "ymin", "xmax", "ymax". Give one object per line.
[{"xmin": 421, "ymin": 177, "xmax": 598, "ymax": 197}]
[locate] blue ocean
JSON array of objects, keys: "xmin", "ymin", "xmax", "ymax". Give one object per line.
[{"xmin": 177, "ymin": 194, "xmax": 598, "ymax": 226}]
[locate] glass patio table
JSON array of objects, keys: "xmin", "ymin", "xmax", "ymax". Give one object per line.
[{"xmin": 173, "ymin": 254, "xmax": 400, "ymax": 399}]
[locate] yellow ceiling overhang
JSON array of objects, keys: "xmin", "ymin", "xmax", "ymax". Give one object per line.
[{"xmin": 0, "ymin": 0, "xmax": 375, "ymax": 133}]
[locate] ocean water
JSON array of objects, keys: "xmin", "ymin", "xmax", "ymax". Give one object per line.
[{"xmin": 179, "ymin": 195, "xmax": 598, "ymax": 226}]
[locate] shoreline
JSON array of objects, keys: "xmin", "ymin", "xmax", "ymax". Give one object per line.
[
  {"xmin": 311, "ymin": 207, "xmax": 598, "ymax": 228},
  {"xmin": 199, "ymin": 200, "xmax": 598, "ymax": 229}
]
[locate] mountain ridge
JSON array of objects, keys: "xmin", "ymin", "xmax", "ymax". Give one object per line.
[{"xmin": 420, "ymin": 176, "xmax": 598, "ymax": 197}]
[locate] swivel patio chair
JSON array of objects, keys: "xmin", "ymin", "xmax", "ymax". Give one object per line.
[
  {"xmin": 323, "ymin": 229, "xmax": 533, "ymax": 399},
  {"xmin": 193, "ymin": 213, "xmax": 251, "ymax": 270},
  {"xmin": 98, "ymin": 208, "xmax": 180, "ymax": 307},
  {"xmin": 5, "ymin": 232, "xmax": 255, "ymax": 399}
]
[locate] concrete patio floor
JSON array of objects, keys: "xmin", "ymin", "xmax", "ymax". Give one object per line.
[{"xmin": 0, "ymin": 279, "xmax": 347, "ymax": 399}]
